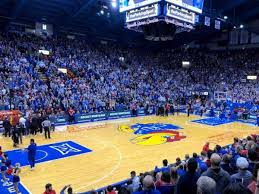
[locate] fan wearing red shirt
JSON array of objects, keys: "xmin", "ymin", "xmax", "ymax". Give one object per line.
[
  {"xmin": 106, "ymin": 185, "xmax": 116, "ymax": 194},
  {"xmin": 43, "ymin": 183, "xmax": 56, "ymax": 194},
  {"xmin": 202, "ymin": 142, "xmax": 210, "ymax": 152}
]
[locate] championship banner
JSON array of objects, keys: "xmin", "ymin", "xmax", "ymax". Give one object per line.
[
  {"xmin": 215, "ymin": 20, "xmax": 220, "ymax": 30},
  {"xmin": 195, "ymin": 14, "xmax": 199, "ymax": 23},
  {"xmin": 204, "ymin": 16, "xmax": 210, "ymax": 26}
]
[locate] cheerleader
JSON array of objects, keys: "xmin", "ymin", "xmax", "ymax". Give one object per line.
[
  {"xmin": 1, "ymin": 159, "xmax": 7, "ymax": 183},
  {"xmin": 13, "ymin": 163, "xmax": 21, "ymax": 194}
]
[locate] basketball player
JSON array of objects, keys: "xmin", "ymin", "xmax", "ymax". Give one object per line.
[
  {"xmin": 12, "ymin": 163, "xmax": 21, "ymax": 194},
  {"xmin": 26, "ymin": 139, "xmax": 37, "ymax": 170}
]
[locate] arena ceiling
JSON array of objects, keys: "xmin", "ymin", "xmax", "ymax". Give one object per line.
[{"xmin": 0, "ymin": 0, "xmax": 258, "ymax": 44}]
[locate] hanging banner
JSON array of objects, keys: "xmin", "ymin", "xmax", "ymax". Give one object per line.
[
  {"xmin": 215, "ymin": 20, "xmax": 220, "ymax": 30},
  {"xmin": 204, "ymin": 16, "xmax": 210, "ymax": 26}
]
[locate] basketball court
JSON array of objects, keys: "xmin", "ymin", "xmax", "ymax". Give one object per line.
[{"xmin": 0, "ymin": 114, "xmax": 258, "ymax": 193}]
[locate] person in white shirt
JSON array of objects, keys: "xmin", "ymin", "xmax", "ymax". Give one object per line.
[
  {"xmin": 128, "ymin": 171, "xmax": 140, "ymax": 193},
  {"xmin": 19, "ymin": 116, "xmax": 26, "ymax": 135}
]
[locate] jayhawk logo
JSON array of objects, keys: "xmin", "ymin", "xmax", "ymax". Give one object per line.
[{"xmin": 118, "ymin": 123, "xmax": 186, "ymax": 145}]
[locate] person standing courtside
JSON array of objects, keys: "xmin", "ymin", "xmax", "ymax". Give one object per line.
[
  {"xmin": 19, "ymin": 115, "xmax": 26, "ymax": 135},
  {"xmin": 26, "ymin": 139, "xmax": 37, "ymax": 170},
  {"xmin": 31, "ymin": 115, "xmax": 39, "ymax": 135},
  {"xmin": 187, "ymin": 102, "xmax": 191, "ymax": 117},
  {"xmin": 17, "ymin": 123, "xmax": 23, "ymax": 144},
  {"xmin": 38, "ymin": 113, "xmax": 44, "ymax": 133},
  {"xmin": 12, "ymin": 125, "xmax": 19, "ymax": 147},
  {"xmin": 42, "ymin": 117, "xmax": 51, "ymax": 139},
  {"xmin": 3, "ymin": 116, "xmax": 11, "ymax": 137}
]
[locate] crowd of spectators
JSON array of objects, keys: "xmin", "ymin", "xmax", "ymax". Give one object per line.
[
  {"xmin": 0, "ymin": 32, "xmax": 258, "ymax": 118},
  {"xmin": 94, "ymin": 135, "xmax": 259, "ymax": 194},
  {"xmin": 0, "ymin": 31, "xmax": 258, "ymax": 194}
]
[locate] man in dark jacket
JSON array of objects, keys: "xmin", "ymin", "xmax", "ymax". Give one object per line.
[
  {"xmin": 3, "ymin": 117, "xmax": 11, "ymax": 137},
  {"xmin": 31, "ymin": 116, "xmax": 39, "ymax": 135},
  {"xmin": 201, "ymin": 153, "xmax": 231, "ymax": 194},
  {"xmin": 177, "ymin": 158, "xmax": 200, "ymax": 194}
]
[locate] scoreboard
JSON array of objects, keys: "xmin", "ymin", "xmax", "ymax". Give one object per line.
[
  {"xmin": 126, "ymin": 3, "xmax": 160, "ymax": 22},
  {"xmin": 165, "ymin": 0, "xmax": 204, "ymax": 13},
  {"xmin": 166, "ymin": 4, "xmax": 195, "ymax": 24},
  {"xmin": 120, "ymin": 0, "xmax": 161, "ymax": 12},
  {"xmin": 120, "ymin": 0, "xmax": 204, "ymax": 13},
  {"xmin": 120, "ymin": 0, "xmax": 204, "ymax": 31}
]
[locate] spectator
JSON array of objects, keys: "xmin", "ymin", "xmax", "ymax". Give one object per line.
[
  {"xmin": 197, "ymin": 176, "xmax": 217, "ymax": 194},
  {"xmin": 220, "ymin": 154, "xmax": 234, "ymax": 175},
  {"xmin": 170, "ymin": 167, "xmax": 179, "ymax": 186},
  {"xmin": 176, "ymin": 158, "xmax": 200, "ymax": 194},
  {"xmin": 155, "ymin": 159, "xmax": 170, "ymax": 173},
  {"xmin": 223, "ymin": 183, "xmax": 251, "ymax": 194},
  {"xmin": 133, "ymin": 175, "xmax": 161, "ymax": 194},
  {"xmin": 202, "ymin": 153, "xmax": 231, "ymax": 194},
  {"xmin": 106, "ymin": 185, "xmax": 116, "ymax": 194},
  {"xmin": 203, "ymin": 142, "xmax": 210, "ymax": 152},
  {"xmin": 157, "ymin": 172, "xmax": 174, "ymax": 194},
  {"xmin": 247, "ymin": 163, "xmax": 259, "ymax": 194},
  {"xmin": 118, "ymin": 187, "xmax": 130, "ymax": 194},
  {"xmin": 43, "ymin": 183, "xmax": 56, "ymax": 194},
  {"xmin": 128, "ymin": 171, "xmax": 140, "ymax": 193},
  {"xmin": 60, "ymin": 185, "xmax": 73, "ymax": 194},
  {"xmin": 231, "ymin": 157, "xmax": 253, "ymax": 187}
]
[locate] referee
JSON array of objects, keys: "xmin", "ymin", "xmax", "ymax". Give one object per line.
[{"xmin": 42, "ymin": 117, "xmax": 51, "ymax": 139}]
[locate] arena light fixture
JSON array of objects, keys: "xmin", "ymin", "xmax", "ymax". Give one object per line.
[
  {"xmin": 223, "ymin": 16, "xmax": 228, "ymax": 20},
  {"xmin": 247, "ymin": 75, "xmax": 257, "ymax": 80},
  {"xmin": 38, "ymin": 49, "xmax": 50, "ymax": 55},
  {"xmin": 111, "ymin": 0, "xmax": 117, "ymax": 8},
  {"xmin": 58, "ymin": 68, "xmax": 67, "ymax": 74},
  {"xmin": 182, "ymin": 61, "xmax": 190, "ymax": 68},
  {"xmin": 182, "ymin": 61, "xmax": 190, "ymax": 65},
  {"xmin": 240, "ymin": 24, "xmax": 244, "ymax": 28}
]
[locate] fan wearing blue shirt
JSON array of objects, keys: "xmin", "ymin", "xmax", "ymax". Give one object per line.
[
  {"xmin": 133, "ymin": 175, "xmax": 161, "ymax": 194},
  {"xmin": 154, "ymin": 159, "xmax": 170, "ymax": 173}
]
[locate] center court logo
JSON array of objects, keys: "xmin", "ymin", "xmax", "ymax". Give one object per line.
[{"xmin": 118, "ymin": 123, "xmax": 186, "ymax": 145}]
